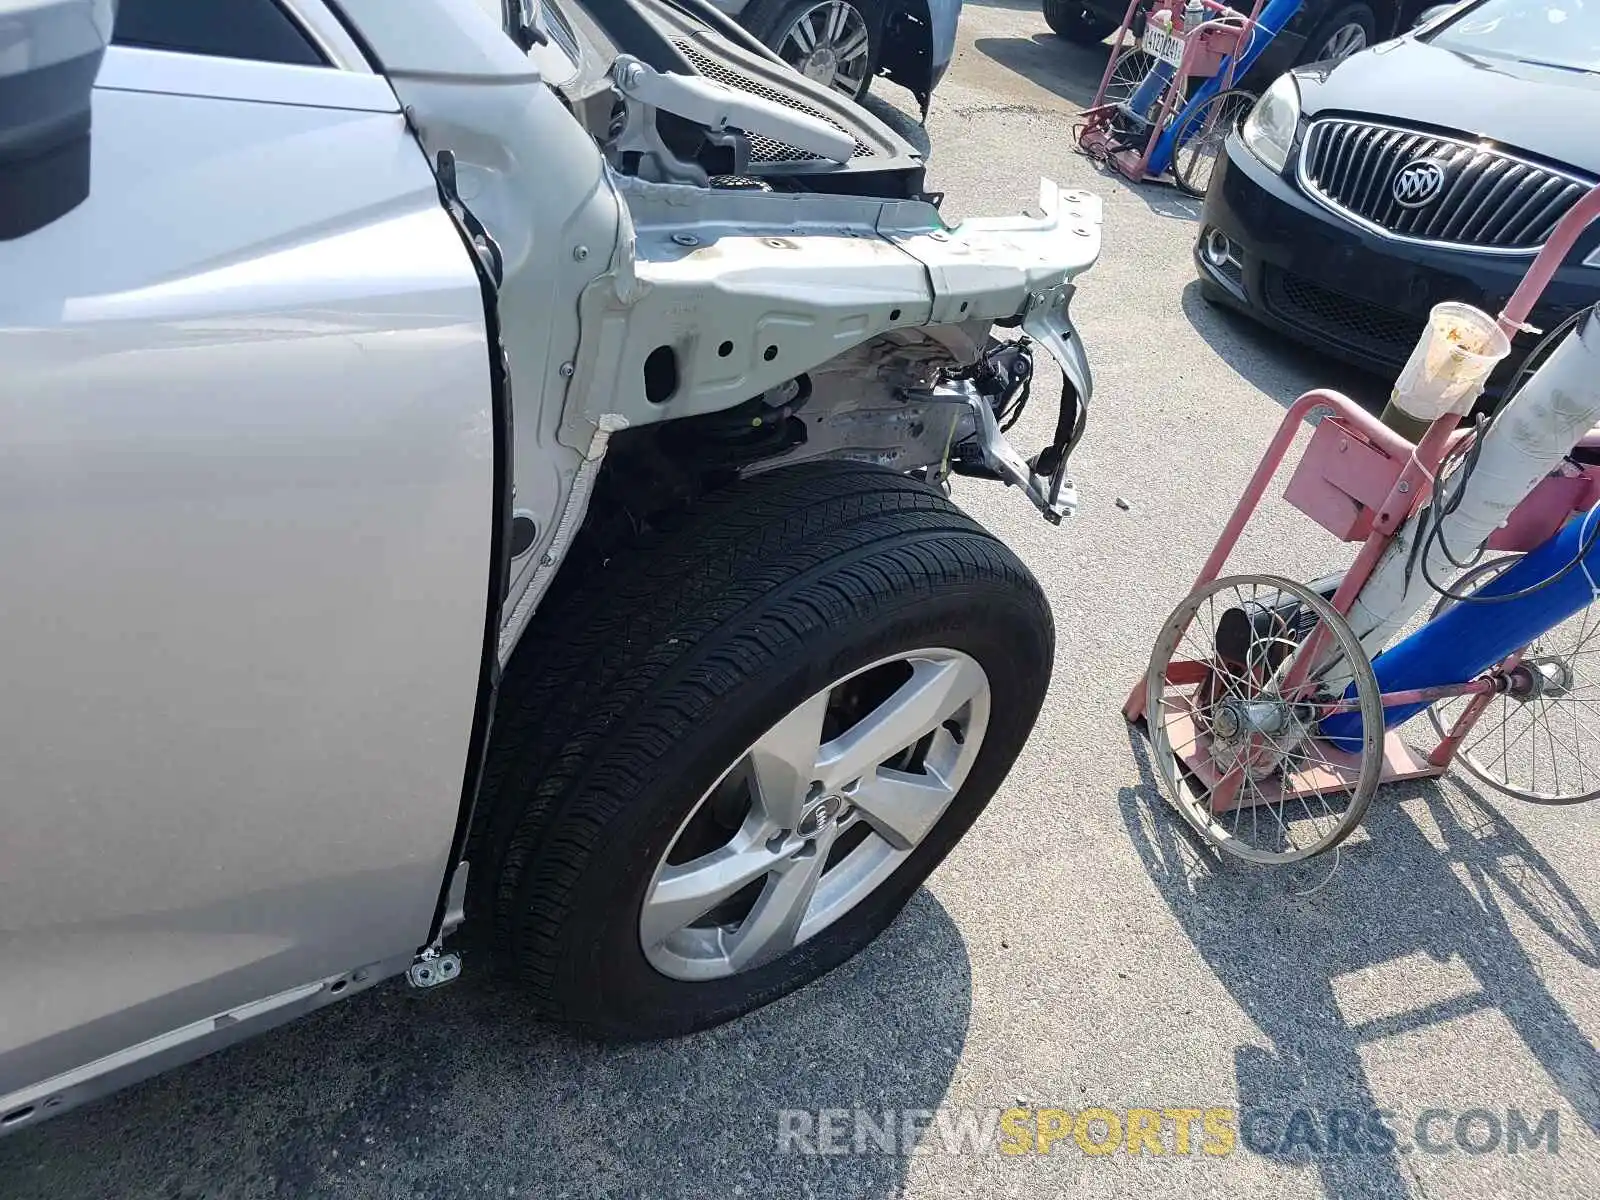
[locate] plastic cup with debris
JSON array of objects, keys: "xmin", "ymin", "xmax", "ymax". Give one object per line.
[{"xmin": 1389, "ymin": 301, "xmax": 1511, "ymax": 424}]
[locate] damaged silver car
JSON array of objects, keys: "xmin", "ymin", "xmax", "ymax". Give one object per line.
[{"xmin": 0, "ymin": 0, "xmax": 1099, "ymax": 1130}]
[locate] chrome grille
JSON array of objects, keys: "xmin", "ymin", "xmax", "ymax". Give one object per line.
[
  {"xmin": 674, "ymin": 40, "xmax": 871, "ymax": 164},
  {"xmin": 1297, "ymin": 119, "xmax": 1591, "ymax": 253}
]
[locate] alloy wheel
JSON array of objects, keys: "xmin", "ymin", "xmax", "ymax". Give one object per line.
[
  {"xmin": 776, "ymin": 0, "xmax": 873, "ymax": 97},
  {"xmin": 1317, "ymin": 21, "xmax": 1368, "ymax": 61},
  {"xmin": 639, "ymin": 648, "xmax": 990, "ymax": 979}
]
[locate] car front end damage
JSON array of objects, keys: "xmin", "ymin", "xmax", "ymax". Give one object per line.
[
  {"xmin": 562, "ymin": 174, "xmax": 1099, "ymax": 513},
  {"xmin": 496, "ymin": 161, "xmax": 1101, "ymax": 657},
  {"xmin": 339, "ymin": 0, "xmax": 1100, "ymax": 669},
  {"xmin": 498, "ymin": 168, "xmax": 1101, "ymax": 652}
]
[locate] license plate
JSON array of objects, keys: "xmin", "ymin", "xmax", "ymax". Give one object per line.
[{"xmin": 1140, "ymin": 26, "xmax": 1186, "ymax": 68}]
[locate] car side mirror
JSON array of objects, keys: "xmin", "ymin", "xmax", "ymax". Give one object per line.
[
  {"xmin": 0, "ymin": 0, "xmax": 116, "ymax": 239},
  {"xmin": 1413, "ymin": 3, "xmax": 1456, "ymax": 28}
]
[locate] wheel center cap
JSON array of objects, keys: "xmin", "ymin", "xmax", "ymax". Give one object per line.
[
  {"xmin": 797, "ymin": 793, "xmax": 847, "ymax": 837},
  {"xmin": 802, "ymin": 49, "xmax": 838, "ymax": 81}
]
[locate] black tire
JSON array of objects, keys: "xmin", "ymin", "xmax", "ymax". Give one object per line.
[
  {"xmin": 471, "ymin": 462, "xmax": 1053, "ymax": 1038},
  {"xmin": 744, "ymin": 0, "xmax": 878, "ymax": 101},
  {"xmin": 1042, "ymin": 0, "xmax": 1119, "ymax": 44},
  {"xmin": 1296, "ymin": 3, "xmax": 1376, "ymax": 65}
]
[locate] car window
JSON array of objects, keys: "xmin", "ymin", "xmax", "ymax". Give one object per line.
[
  {"xmin": 1426, "ymin": 0, "xmax": 1600, "ymax": 72},
  {"xmin": 112, "ymin": 0, "xmax": 327, "ymax": 66}
]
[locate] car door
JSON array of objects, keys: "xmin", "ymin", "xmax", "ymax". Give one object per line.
[{"xmin": 0, "ymin": 0, "xmax": 493, "ymax": 1119}]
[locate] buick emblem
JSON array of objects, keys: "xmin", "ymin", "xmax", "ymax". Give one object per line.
[{"xmin": 1391, "ymin": 158, "xmax": 1447, "ymax": 208}]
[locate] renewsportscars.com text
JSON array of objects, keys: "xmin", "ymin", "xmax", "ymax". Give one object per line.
[{"xmin": 776, "ymin": 1105, "xmax": 1562, "ymax": 1158}]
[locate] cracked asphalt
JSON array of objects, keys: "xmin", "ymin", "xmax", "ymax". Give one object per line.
[{"xmin": 3, "ymin": 4, "xmax": 1597, "ymax": 1197}]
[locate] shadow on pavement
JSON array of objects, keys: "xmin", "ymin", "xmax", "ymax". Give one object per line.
[
  {"xmin": 0, "ymin": 890, "xmax": 973, "ymax": 1200},
  {"xmin": 972, "ymin": 32, "xmax": 1107, "ymax": 109},
  {"xmin": 1179, "ymin": 278, "xmax": 1389, "ymax": 412},
  {"xmin": 1118, "ymin": 725, "xmax": 1600, "ymax": 1199}
]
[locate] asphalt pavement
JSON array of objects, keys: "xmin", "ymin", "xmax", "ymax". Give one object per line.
[{"xmin": 4, "ymin": 5, "xmax": 1597, "ymax": 1198}]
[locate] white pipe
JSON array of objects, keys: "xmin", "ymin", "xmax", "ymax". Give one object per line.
[{"xmin": 1346, "ymin": 305, "xmax": 1600, "ymax": 657}]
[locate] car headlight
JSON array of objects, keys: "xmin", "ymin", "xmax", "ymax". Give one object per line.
[{"xmin": 1240, "ymin": 73, "xmax": 1301, "ymax": 174}]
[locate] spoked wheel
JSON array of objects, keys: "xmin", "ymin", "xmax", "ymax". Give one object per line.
[
  {"xmin": 1172, "ymin": 88, "xmax": 1256, "ymax": 197},
  {"xmin": 1298, "ymin": 3, "xmax": 1375, "ymax": 65},
  {"xmin": 1145, "ymin": 575, "xmax": 1384, "ymax": 864},
  {"xmin": 1100, "ymin": 41, "xmax": 1157, "ymax": 110},
  {"xmin": 767, "ymin": 0, "xmax": 875, "ymax": 99},
  {"xmin": 1427, "ymin": 557, "xmax": 1600, "ymax": 804}
]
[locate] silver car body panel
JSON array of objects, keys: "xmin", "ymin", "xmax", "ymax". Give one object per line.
[
  {"xmin": 0, "ymin": 41, "xmax": 491, "ymax": 1118},
  {"xmin": 332, "ymin": 0, "xmax": 625, "ymax": 658}
]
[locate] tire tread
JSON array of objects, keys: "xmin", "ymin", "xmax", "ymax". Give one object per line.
[{"xmin": 474, "ymin": 463, "xmax": 1051, "ymax": 1032}]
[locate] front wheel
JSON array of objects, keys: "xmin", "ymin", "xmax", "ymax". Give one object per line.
[
  {"xmin": 1043, "ymin": 0, "xmax": 1119, "ymax": 44},
  {"xmin": 473, "ymin": 463, "xmax": 1054, "ymax": 1037},
  {"xmin": 1296, "ymin": 3, "xmax": 1376, "ymax": 65},
  {"xmin": 747, "ymin": 0, "xmax": 878, "ymax": 100},
  {"xmin": 1098, "ymin": 42, "xmax": 1159, "ymax": 110}
]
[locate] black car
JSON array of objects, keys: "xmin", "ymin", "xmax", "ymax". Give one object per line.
[
  {"xmin": 1196, "ymin": 0, "xmax": 1600, "ymax": 388},
  {"xmin": 1043, "ymin": 0, "xmax": 1429, "ymax": 76}
]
